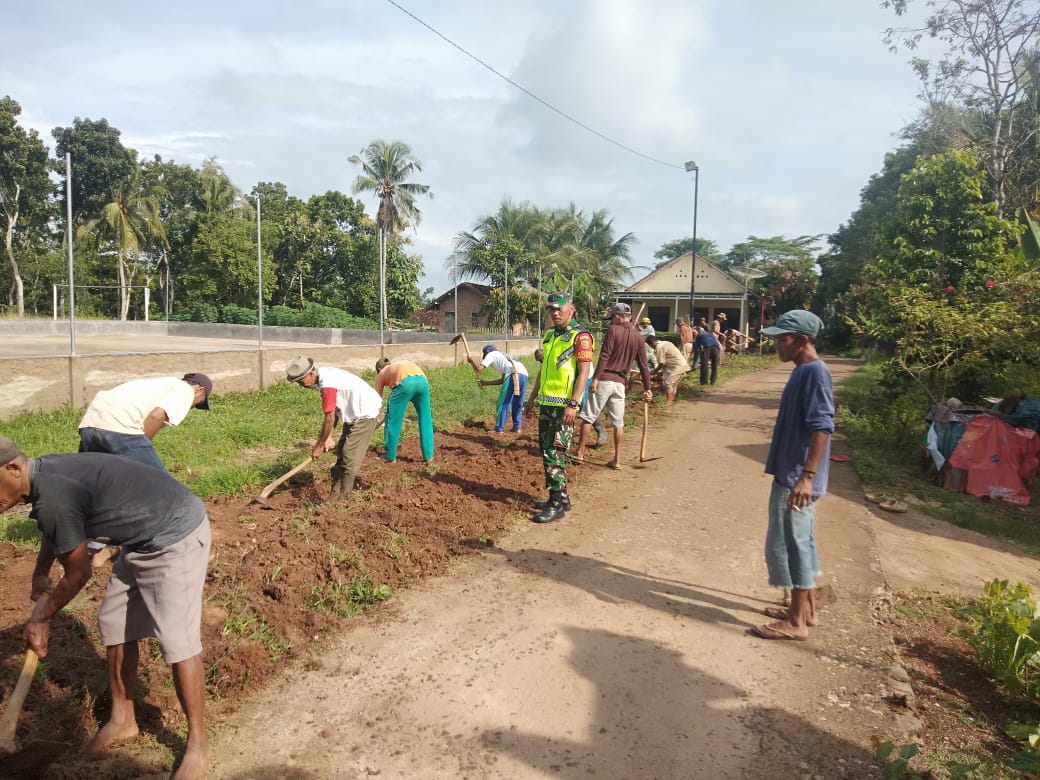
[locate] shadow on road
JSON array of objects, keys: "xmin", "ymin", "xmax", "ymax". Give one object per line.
[{"xmin": 478, "ymin": 626, "xmax": 878, "ymax": 779}]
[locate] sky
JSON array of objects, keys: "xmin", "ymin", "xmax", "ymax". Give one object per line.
[{"xmin": 5, "ymin": 0, "xmax": 937, "ymax": 295}]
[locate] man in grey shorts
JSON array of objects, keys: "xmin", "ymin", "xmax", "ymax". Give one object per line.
[
  {"xmin": 0, "ymin": 437, "xmax": 210, "ymax": 780},
  {"xmin": 574, "ymin": 302, "xmax": 653, "ymax": 470}
]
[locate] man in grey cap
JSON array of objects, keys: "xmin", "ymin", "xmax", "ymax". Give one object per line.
[
  {"xmin": 0, "ymin": 437, "xmax": 211, "ymax": 778},
  {"xmin": 78, "ymin": 373, "xmax": 213, "ymax": 472},
  {"xmin": 751, "ymin": 309, "xmax": 834, "ymax": 641},
  {"xmin": 286, "ymin": 356, "xmax": 383, "ymax": 500}
]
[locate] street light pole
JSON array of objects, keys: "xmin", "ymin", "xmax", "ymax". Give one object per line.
[
  {"xmin": 256, "ymin": 193, "xmax": 263, "ymax": 351},
  {"xmin": 684, "ymin": 161, "xmax": 699, "ymax": 324}
]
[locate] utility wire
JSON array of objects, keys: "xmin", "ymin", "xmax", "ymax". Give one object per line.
[{"xmin": 383, "ymin": 0, "xmax": 684, "ymax": 171}]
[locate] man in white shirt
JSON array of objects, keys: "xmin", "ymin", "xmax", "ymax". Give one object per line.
[
  {"xmin": 78, "ymin": 373, "xmax": 213, "ymax": 472},
  {"xmin": 286, "ymin": 356, "xmax": 383, "ymax": 500},
  {"xmin": 468, "ymin": 344, "xmax": 529, "ymax": 433}
]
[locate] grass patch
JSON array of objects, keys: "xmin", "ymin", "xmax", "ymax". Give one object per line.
[
  {"xmin": 0, "ymin": 508, "xmax": 41, "ymax": 549},
  {"xmin": 306, "ymin": 575, "xmax": 392, "ymax": 619}
]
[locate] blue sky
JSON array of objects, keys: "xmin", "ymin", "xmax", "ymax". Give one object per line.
[{"xmin": 5, "ymin": 0, "xmax": 934, "ymax": 293}]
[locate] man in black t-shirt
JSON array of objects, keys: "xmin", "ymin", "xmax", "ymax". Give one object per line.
[{"xmin": 0, "ymin": 437, "xmax": 210, "ymax": 780}]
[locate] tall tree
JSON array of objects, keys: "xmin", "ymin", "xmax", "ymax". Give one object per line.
[
  {"xmin": 78, "ymin": 170, "xmax": 168, "ymax": 320},
  {"xmin": 51, "ymin": 118, "xmax": 135, "ymax": 223},
  {"xmin": 0, "ymin": 96, "xmax": 51, "ymax": 315},
  {"xmin": 348, "ymin": 140, "xmax": 431, "ymax": 333},
  {"xmin": 883, "ymin": 0, "xmax": 1040, "ymax": 215},
  {"xmin": 653, "ymin": 237, "xmax": 723, "ymax": 263},
  {"xmin": 140, "ymin": 155, "xmax": 204, "ymax": 317}
]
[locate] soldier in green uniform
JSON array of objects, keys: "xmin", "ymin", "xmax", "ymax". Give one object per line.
[{"xmin": 523, "ymin": 292, "xmax": 594, "ymax": 523}]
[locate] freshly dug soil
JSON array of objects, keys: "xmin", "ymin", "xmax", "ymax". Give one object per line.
[{"xmin": 0, "ymin": 420, "xmax": 547, "ymax": 778}]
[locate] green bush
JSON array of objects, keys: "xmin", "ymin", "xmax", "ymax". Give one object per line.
[
  {"xmin": 190, "ymin": 303, "xmax": 219, "ymax": 323},
  {"xmin": 219, "ymin": 304, "xmax": 257, "ymax": 324},
  {"xmin": 960, "ymin": 579, "xmax": 1040, "ymax": 696}
]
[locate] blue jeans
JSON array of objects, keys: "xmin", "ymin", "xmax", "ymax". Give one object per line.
[
  {"xmin": 764, "ymin": 481, "xmax": 821, "ymax": 589},
  {"xmin": 78, "ymin": 427, "xmax": 168, "ymax": 472}
]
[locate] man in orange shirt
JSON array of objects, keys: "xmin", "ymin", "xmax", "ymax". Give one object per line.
[{"xmin": 374, "ymin": 358, "xmax": 435, "ymax": 463}]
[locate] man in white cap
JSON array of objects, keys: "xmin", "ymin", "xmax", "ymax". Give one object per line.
[
  {"xmin": 286, "ymin": 357, "xmax": 382, "ymax": 500},
  {"xmin": 751, "ymin": 309, "xmax": 834, "ymax": 642},
  {"xmin": 78, "ymin": 373, "xmax": 213, "ymax": 472}
]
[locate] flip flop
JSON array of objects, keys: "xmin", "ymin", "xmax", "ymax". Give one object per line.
[
  {"xmin": 880, "ymin": 498, "xmax": 909, "ymax": 513},
  {"xmin": 607, "ymin": 462, "xmax": 621, "ymax": 470},
  {"xmin": 863, "ymin": 489, "xmax": 884, "ymax": 503},
  {"xmin": 750, "ymin": 623, "xmax": 808, "ymax": 641},
  {"xmin": 763, "ymin": 606, "xmax": 789, "ymax": 620},
  {"xmin": 830, "ymin": 453, "xmax": 851, "ymax": 462}
]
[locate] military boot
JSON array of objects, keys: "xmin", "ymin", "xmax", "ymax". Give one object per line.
[
  {"xmin": 532, "ymin": 491, "xmax": 567, "ymax": 523},
  {"xmin": 534, "ymin": 490, "xmax": 571, "ymax": 512}
]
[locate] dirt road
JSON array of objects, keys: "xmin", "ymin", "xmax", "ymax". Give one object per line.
[{"xmin": 209, "ymin": 358, "xmax": 1040, "ymax": 779}]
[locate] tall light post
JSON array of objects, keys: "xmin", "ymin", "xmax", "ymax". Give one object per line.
[
  {"xmin": 256, "ymin": 193, "xmax": 263, "ymax": 350},
  {"xmin": 684, "ymin": 161, "xmax": 699, "ymax": 324},
  {"xmin": 503, "ymin": 255, "xmax": 509, "ymax": 337}
]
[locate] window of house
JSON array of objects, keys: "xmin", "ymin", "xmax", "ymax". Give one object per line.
[{"xmin": 470, "ymin": 312, "xmax": 479, "ymax": 328}]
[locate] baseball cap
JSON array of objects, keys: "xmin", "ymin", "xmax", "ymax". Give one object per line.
[
  {"xmin": 0, "ymin": 436, "xmax": 21, "ymax": 466},
  {"xmin": 545, "ymin": 291, "xmax": 571, "ymax": 309},
  {"xmin": 182, "ymin": 373, "xmax": 213, "ymax": 410},
  {"xmin": 482, "ymin": 344, "xmax": 497, "ymax": 355},
  {"xmin": 286, "ymin": 356, "xmax": 316, "ymax": 383},
  {"xmin": 760, "ymin": 310, "xmax": 824, "ymax": 338},
  {"xmin": 604, "ymin": 302, "xmax": 631, "ymax": 320}
]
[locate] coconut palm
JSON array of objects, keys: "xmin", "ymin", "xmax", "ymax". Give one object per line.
[
  {"xmin": 78, "ymin": 170, "xmax": 168, "ymax": 320},
  {"xmin": 348, "ymin": 140, "xmax": 432, "ymax": 337}
]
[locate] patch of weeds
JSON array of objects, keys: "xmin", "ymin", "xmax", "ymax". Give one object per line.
[
  {"xmin": 220, "ymin": 607, "xmax": 291, "ymax": 661},
  {"xmin": 328, "ymin": 544, "xmax": 360, "ymax": 568},
  {"xmin": 306, "ymin": 575, "xmax": 392, "ymax": 619},
  {"xmin": 382, "ymin": 528, "xmax": 410, "ymax": 562},
  {"xmin": 290, "ymin": 513, "xmax": 314, "ymax": 535},
  {"xmin": 265, "ymin": 564, "xmax": 284, "ymax": 585}
]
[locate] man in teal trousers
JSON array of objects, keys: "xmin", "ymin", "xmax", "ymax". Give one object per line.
[{"xmin": 374, "ymin": 358, "xmax": 435, "ymax": 463}]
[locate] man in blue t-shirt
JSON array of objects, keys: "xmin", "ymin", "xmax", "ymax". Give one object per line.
[
  {"xmin": 752, "ymin": 310, "xmax": 834, "ymax": 642},
  {"xmin": 0, "ymin": 438, "xmax": 210, "ymax": 778}
]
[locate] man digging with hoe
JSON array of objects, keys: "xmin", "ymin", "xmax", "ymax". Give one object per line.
[{"xmin": 0, "ymin": 436, "xmax": 211, "ymax": 779}]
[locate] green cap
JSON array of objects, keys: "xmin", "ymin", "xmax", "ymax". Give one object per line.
[
  {"xmin": 546, "ymin": 291, "xmax": 571, "ymax": 309},
  {"xmin": 761, "ymin": 310, "xmax": 824, "ymax": 338}
]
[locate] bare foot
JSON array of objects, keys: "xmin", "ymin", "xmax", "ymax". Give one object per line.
[
  {"xmin": 172, "ymin": 741, "xmax": 211, "ymax": 780},
  {"xmin": 84, "ymin": 720, "xmax": 140, "ymax": 753}
]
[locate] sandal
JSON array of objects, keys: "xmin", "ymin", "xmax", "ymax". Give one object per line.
[
  {"xmin": 879, "ymin": 498, "xmax": 909, "ymax": 513},
  {"xmin": 863, "ymin": 489, "xmax": 884, "ymax": 503}
]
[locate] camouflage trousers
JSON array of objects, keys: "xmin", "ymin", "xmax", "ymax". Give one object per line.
[{"xmin": 538, "ymin": 405, "xmax": 574, "ymax": 493}]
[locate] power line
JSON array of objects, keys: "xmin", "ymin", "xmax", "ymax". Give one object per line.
[{"xmin": 383, "ymin": 0, "xmax": 683, "ymax": 171}]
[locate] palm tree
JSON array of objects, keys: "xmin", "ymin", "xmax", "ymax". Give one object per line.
[
  {"xmin": 200, "ymin": 157, "xmax": 252, "ymax": 219},
  {"xmin": 348, "ymin": 140, "xmax": 431, "ymax": 338},
  {"xmin": 78, "ymin": 171, "xmax": 168, "ymax": 320}
]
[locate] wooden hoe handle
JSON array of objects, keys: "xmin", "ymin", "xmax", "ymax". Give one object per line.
[{"xmin": 0, "ymin": 649, "xmax": 39, "ymax": 753}]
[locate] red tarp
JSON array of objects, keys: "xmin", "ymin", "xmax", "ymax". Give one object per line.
[{"xmin": 948, "ymin": 415, "xmax": 1040, "ymax": 505}]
